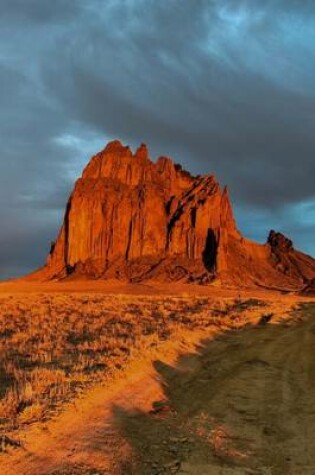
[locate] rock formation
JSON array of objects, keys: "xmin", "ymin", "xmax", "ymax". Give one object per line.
[
  {"xmin": 300, "ymin": 278, "xmax": 315, "ymax": 296},
  {"xmin": 30, "ymin": 140, "xmax": 315, "ymax": 289}
]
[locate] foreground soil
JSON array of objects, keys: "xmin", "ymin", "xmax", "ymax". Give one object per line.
[{"xmin": 0, "ymin": 283, "xmax": 314, "ymax": 474}]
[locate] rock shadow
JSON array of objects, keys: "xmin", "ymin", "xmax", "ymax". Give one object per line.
[{"xmin": 112, "ymin": 319, "xmax": 294, "ymax": 474}]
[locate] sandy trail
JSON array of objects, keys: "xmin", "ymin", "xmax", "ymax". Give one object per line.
[
  {"xmin": 1, "ymin": 322, "xmax": 210, "ymax": 475},
  {"xmin": 1, "ymin": 299, "xmax": 315, "ymax": 474}
]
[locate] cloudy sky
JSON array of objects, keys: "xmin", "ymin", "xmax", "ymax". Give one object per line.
[{"xmin": 1, "ymin": 0, "xmax": 315, "ymax": 279}]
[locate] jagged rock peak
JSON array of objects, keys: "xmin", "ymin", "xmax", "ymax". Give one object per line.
[
  {"xmin": 135, "ymin": 143, "xmax": 150, "ymax": 161},
  {"xmin": 267, "ymin": 230, "xmax": 293, "ymax": 251},
  {"xmin": 103, "ymin": 139, "xmax": 129, "ymax": 153},
  {"xmin": 81, "ymin": 140, "xmax": 199, "ymax": 190}
]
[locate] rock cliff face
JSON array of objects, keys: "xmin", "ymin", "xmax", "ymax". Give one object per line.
[{"xmin": 32, "ymin": 140, "xmax": 315, "ymax": 289}]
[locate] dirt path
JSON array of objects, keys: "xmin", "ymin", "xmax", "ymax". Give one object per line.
[
  {"xmin": 118, "ymin": 303, "xmax": 315, "ymax": 475},
  {"xmin": 2, "ymin": 301, "xmax": 315, "ymax": 474}
]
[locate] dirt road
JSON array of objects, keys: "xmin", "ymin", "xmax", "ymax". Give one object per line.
[
  {"xmin": 114, "ymin": 303, "xmax": 315, "ymax": 475},
  {"xmin": 2, "ymin": 301, "xmax": 315, "ymax": 474}
]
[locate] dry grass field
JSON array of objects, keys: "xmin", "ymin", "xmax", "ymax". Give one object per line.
[
  {"xmin": 0, "ymin": 285, "xmax": 311, "ymax": 475},
  {"xmin": 0, "ymin": 291, "xmax": 269, "ymax": 437}
]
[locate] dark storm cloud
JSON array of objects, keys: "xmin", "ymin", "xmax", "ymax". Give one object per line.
[
  {"xmin": 41, "ymin": 0, "xmax": 315, "ymax": 206},
  {"xmin": 0, "ymin": 0, "xmax": 314, "ymax": 278},
  {"xmin": 0, "ymin": 0, "xmax": 82, "ymax": 24}
]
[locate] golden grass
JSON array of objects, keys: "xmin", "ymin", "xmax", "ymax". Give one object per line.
[{"xmin": 0, "ymin": 292, "xmax": 268, "ymax": 436}]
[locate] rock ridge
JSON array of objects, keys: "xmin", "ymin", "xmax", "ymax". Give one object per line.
[{"xmin": 31, "ymin": 140, "xmax": 315, "ymax": 289}]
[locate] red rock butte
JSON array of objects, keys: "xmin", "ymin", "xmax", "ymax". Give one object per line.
[{"xmin": 30, "ymin": 140, "xmax": 315, "ymax": 289}]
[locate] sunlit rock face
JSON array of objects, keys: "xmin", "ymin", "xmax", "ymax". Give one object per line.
[{"xmin": 33, "ymin": 140, "xmax": 315, "ymax": 288}]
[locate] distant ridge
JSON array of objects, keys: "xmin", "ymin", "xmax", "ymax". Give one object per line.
[{"xmin": 29, "ymin": 140, "xmax": 315, "ymax": 289}]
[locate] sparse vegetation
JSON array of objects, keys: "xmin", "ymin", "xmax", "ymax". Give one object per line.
[{"xmin": 0, "ymin": 292, "xmax": 265, "ymax": 437}]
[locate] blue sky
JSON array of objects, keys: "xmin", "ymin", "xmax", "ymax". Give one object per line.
[{"xmin": 0, "ymin": 0, "xmax": 315, "ymax": 278}]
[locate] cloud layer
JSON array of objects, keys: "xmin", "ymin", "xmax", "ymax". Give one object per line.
[{"xmin": 1, "ymin": 0, "xmax": 315, "ymax": 278}]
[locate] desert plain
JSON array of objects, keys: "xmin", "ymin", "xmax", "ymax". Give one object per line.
[{"xmin": 0, "ymin": 280, "xmax": 314, "ymax": 475}]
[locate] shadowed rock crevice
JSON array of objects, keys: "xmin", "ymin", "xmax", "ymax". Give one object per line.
[
  {"xmin": 125, "ymin": 221, "xmax": 133, "ymax": 261},
  {"xmin": 63, "ymin": 199, "xmax": 72, "ymax": 268},
  {"xmin": 202, "ymin": 229, "xmax": 218, "ymax": 272}
]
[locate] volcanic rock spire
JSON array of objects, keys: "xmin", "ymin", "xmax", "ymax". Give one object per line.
[{"xmin": 33, "ymin": 140, "xmax": 315, "ymax": 289}]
